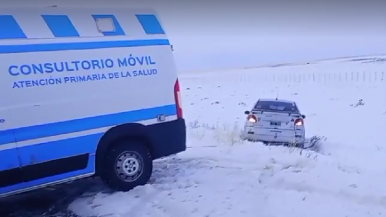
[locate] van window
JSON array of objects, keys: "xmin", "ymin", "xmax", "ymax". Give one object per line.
[
  {"xmin": 95, "ymin": 18, "xmax": 115, "ymax": 33},
  {"xmin": 92, "ymin": 15, "xmax": 125, "ymax": 36}
]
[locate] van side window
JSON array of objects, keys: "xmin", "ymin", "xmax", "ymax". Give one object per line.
[
  {"xmin": 92, "ymin": 15, "xmax": 125, "ymax": 36},
  {"xmin": 95, "ymin": 17, "xmax": 115, "ymax": 33}
]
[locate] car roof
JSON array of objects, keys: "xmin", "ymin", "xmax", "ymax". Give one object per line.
[{"xmin": 258, "ymin": 98, "xmax": 295, "ymax": 104}]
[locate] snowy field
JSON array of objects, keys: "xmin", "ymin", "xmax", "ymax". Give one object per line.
[
  {"xmin": 2, "ymin": 56, "xmax": 386, "ymax": 217},
  {"xmin": 66, "ymin": 55, "xmax": 386, "ymax": 217}
]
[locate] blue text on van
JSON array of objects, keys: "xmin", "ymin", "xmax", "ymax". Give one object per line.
[{"xmin": 8, "ymin": 55, "xmax": 156, "ymax": 76}]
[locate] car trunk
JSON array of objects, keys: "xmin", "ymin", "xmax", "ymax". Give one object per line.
[{"xmin": 251, "ymin": 110, "xmax": 302, "ymax": 137}]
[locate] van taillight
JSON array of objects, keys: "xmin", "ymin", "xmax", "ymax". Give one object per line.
[{"xmin": 174, "ymin": 79, "xmax": 183, "ymax": 118}]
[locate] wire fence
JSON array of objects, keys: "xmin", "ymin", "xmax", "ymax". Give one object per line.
[
  {"xmin": 230, "ymin": 71, "xmax": 386, "ymax": 86},
  {"xmin": 181, "ymin": 71, "xmax": 386, "ymax": 88}
]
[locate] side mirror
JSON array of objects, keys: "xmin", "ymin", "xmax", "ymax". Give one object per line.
[
  {"xmin": 244, "ymin": 111, "xmax": 250, "ymax": 115},
  {"xmin": 301, "ymin": 114, "xmax": 306, "ymax": 119}
]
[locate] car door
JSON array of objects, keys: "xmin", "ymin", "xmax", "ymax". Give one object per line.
[{"xmin": 0, "ymin": 110, "xmax": 23, "ymax": 195}]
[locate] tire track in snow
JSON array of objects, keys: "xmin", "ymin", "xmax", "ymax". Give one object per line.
[
  {"xmin": 126, "ymin": 185, "xmax": 193, "ymax": 217},
  {"xmin": 257, "ymin": 163, "xmax": 386, "ymax": 209},
  {"xmin": 69, "ymin": 184, "xmax": 192, "ymax": 217},
  {"xmin": 267, "ymin": 179, "xmax": 386, "ymax": 208},
  {"xmin": 153, "ymin": 155, "xmax": 275, "ymax": 217}
]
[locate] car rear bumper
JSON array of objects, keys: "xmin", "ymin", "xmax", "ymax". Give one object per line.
[{"xmin": 243, "ymin": 127, "xmax": 305, "ymax": 144}]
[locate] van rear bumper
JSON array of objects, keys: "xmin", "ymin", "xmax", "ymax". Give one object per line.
[{"xmin": 146, "ymin": 118, "xmax": 186, "ymax": 159}]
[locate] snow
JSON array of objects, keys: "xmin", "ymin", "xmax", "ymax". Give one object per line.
[{"xmin": 69, "ymin": 56, "xmax": 386, "ymax": 217}]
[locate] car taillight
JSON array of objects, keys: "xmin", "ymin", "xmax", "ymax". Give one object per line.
[
  {"xmin": 248, "ymin": 115, "xmax": 257, "ymax": 123},
  {"xmin": 174, "ymin": 79, "xmax": 183, "ymax": 118},
  {"xmin": 294, "ymin": 118, "xmax": 303, "ymax": 126}
]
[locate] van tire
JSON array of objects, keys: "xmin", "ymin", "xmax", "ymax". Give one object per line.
[{"xmin": 100, "ymin": 140, "xmax": 153, "ymax": 192}]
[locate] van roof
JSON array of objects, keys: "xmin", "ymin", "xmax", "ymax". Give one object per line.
[{"xmin": 0, "ymin": 7, "xmax": 167, "ymax": 42}]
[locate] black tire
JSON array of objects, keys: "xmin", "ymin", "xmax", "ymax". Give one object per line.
[{"xmin": 100, "ymin": 140, "xmax": 153, "ymax": 192}]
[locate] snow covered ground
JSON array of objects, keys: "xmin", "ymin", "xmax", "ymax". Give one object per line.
[{"xmin": 69, "ymin": 56, "xmax": 386, "ymax": 217}]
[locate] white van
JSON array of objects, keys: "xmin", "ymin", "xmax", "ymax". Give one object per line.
[{"xmin": 0, "ymin": 6, "xmax": 186, "ymax": 198}]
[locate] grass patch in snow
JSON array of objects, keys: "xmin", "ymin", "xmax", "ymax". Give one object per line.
[{"xmin": 187, "ymin": 120, "xmax": 244, "ymax": 147}]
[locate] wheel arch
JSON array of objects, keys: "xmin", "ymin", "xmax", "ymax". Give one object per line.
[{"xmin": 95, "ymin": 123, "xmax": 153, "ymax": 175}]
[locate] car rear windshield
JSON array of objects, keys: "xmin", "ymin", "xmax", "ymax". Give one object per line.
[{"xmin": 253, "ymin": 101, "xmax": 299, "ymax": 113}]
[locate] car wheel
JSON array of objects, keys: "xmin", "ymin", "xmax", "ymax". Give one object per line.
[{"xmin": 101, "ymin": 140, "xmax": 153, "ymax": 192}]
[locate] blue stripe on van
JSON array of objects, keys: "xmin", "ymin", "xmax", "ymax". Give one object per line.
[
  {"xmin": 42, "ymin": 15, "xmax": 80, "ymax": 37},
  {"xmin": 92, "ymin": 14, "xmax": 125, "ymax": 36},
  {"xmin": 0, "ymin": 148, "xmax": 20, "ymax": 171},
  {"xmin": 0, "ymin": 104, "xmax": 177, "ymax": 145},
  {"xmin": 136, "ymin": 14, "xmax": 165, "ymax": 35},
  {"xmin": 0, "ymin": 39, "xmax": 170, "ymax": 54},
  {"xmin": 0, "ymin": 15, "xmax": 27, "ymax": 39},
  {"xmin": 18, "ymin": 132, "xmax": 102, "ymax": 166}
]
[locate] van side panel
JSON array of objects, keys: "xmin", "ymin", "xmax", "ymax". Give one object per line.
[
  {"xmin": 0, "ymin": 8, "xmax": 185, "ymax": 197},
  {"xmin": 0, "ymin": 143, "xmax": 22, "ymax": 191},
  {"xmin": 0, "ymin": 110, "xmax": 22, "ymax": 192}
]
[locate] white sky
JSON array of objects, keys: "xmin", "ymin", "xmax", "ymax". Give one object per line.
[{"xmin": 4, "ymin": 0, "xmax": 386, "ymax": 71}]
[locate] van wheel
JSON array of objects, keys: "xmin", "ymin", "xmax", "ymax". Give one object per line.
[{"xmin": 101, "ymin": 140, "xmax": 153, "ymax": 191}]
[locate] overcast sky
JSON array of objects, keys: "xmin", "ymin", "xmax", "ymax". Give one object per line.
[
  {"xmin": 5, "ymin": 0, "xmax": 386, "ymax": 71},
  {"xmin": 156, "ymin": 0, "xmax": 386, "ymax": 71}
]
